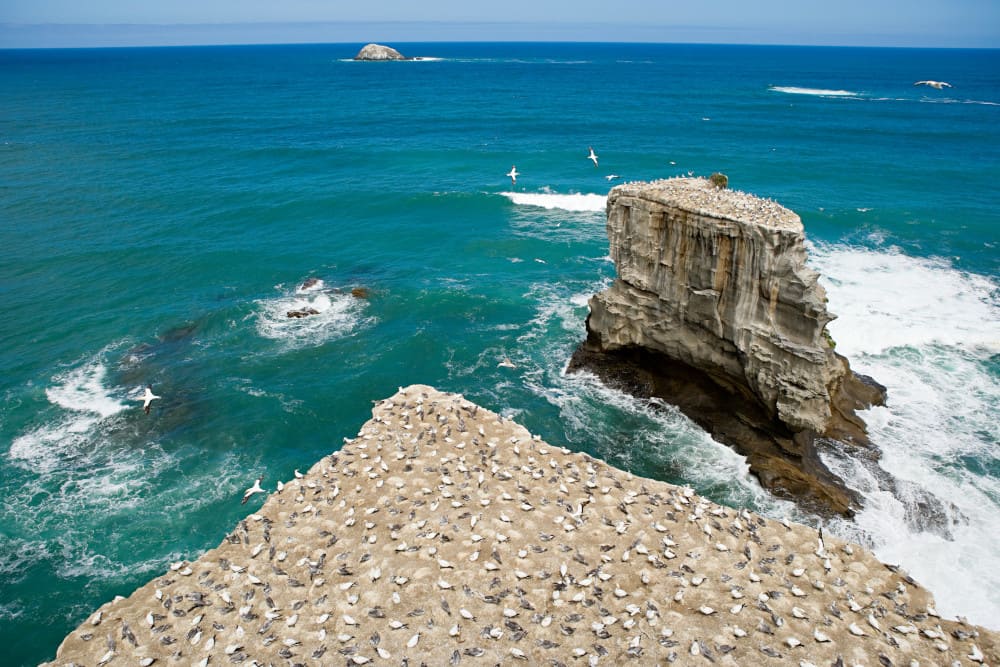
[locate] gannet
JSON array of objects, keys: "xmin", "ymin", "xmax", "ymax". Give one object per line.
[
  {"xmin": 506, "ymin": 165, "xmax": 519, "ymax": 185},
  {"xmin": 914, "ymin": 80, "xmax": 952, "ymax": 89},
  {"xmin": 587, "ymin": 147, "xmax": 598, "ymax": 167},
  {"xmin": 498, "ymin": 357, "xmax": 516, "ymax": 369},
  {"xmin": 605, "ymin": 174, "xmax": 620, "ymax": 181},
  {"xmin": 140, "ymin": 385, "xmax": 160, "ymax": 414},
  {"xmin": 241, "ymin": 476, "xmax": 264, "ymax": 504}
]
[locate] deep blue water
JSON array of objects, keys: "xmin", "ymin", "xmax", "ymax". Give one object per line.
[{"xmin": 1, "ymin": 42, "xmax": 998, "ymax": 665}]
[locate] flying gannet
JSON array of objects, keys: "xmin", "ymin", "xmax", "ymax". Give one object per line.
[
  {"xmin": 241, "ymin": 476, "xmax": 264, "ymax": 504},
  {"xmin": 140, "ymin": 385, "xmax": 160, "ymax": 414},
  {"xmin": 914, "ymin": 80, "xmax": 952, "ymax": 89},
  {"xmin": 506, "ymin": 166, "xmax": 519, "ymax": 185},
  {"xmin": 498, "ymin": 357, "xmax": 516, "ymax": 369},
  {"xmin": 587, "ymin": 147, "xmax": 599, "ymax": 167}
]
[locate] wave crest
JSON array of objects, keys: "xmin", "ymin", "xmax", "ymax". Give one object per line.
[
  {"xmin": 501, "ymin": 191, "xmax": 607, "ymax": 212},
  {"xmin": 253, "ymin": 282, "xmax": 375, "ymax": 349},
  {"xmin": 770, "ymin": 86, "xmax": 859, "ymax": 97}
]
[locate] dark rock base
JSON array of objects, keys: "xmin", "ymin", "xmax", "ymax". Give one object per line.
[{"xmin": 567, "ymin": 340, "xmax": 883, "ymax": 518}]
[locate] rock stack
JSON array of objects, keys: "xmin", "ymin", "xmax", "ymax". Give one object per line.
[{"xmin": 569, "ymin": 178, "xmax": 885, "ymax": 516}]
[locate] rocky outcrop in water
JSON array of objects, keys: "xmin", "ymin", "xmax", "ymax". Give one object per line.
[
  {"xmin": 354, "ymin": 43, "xmax": 407, "ymax": 60},
  {"xmin": 569, "ymin": 177, "xmax": 886, "ymax": 517}
]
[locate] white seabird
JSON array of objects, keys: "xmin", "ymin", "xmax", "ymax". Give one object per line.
[
  {"xmin": 140, "ymin": 385, "xmax": 160, "ymax": 414},
  {"xmin": 498, "ymin": 357, "xmax": 516, "ymax": 369},
  {"xmin": 587, "ymin": 146, "xmax": 599, "ymax": 167},
  {"xmin": 914, "ymin": 80, "xmax": 952, "ymax": 89},
  {"xmin": 241, "ymin": 476, "xmax": 264, "ymax": 504},
  {"xmin": 506, "ymin": 166, "xmax": 519, "ymax": 185}
]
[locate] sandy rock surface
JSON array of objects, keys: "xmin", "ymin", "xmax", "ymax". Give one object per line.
[{"xmin": 45, "ymin": 385, "xmax": 998, "ymax": 666}]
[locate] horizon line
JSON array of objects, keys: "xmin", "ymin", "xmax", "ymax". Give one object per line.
[{"xmin": 2, "ymin": 20, "xmax": 996, "ymax": 50}]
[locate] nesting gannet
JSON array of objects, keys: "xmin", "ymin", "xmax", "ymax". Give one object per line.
[
  {"xmin": 914, "ymin": 80, "xmax": 952, "ymax": 89},
  {"xmin": 506, "ymin": 166, "xmax": 519, "ymax": 185},
  {"xmin": 241, "ymin": 476, "xmax": 264, "ymax": 504},
  {"xmin": 498, "ymin": 357, "xmax": 516, "ymax": 369},
  {"xmin": 587, "ymin": 147, "xmax": 599, "ymax": 167},
  {"xmin": 140, "ymin": 385, "xmax": 160, "ymax": 414}
]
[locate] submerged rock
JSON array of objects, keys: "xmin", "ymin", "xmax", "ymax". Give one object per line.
[
  {"xmin": 354, "ymin": 43, "xmax": 407, "ymax": 61},
  {"xmin": 286, "ymin": 307, "xmax": 320, "ymax": 318},
  {"xmin": 298, "ymin": 276, "xmax": 322, "ymax": 290},
  {"xmin": 568, "ymin": 177, "xmax": 886, "ymax": 517}
]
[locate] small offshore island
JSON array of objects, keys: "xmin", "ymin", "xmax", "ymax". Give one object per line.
[
  {"xmin": 43, "ymin": 180, "xmax": 997, "ymax": 665},
  {"xmin": 353, "ymin": 43, "xmax": 408, "ymax": 61}
]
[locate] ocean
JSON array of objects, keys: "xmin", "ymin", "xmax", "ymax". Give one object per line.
[{"xmin": 0, "ymin": 42, "xmax": 997, "ymax": 665}]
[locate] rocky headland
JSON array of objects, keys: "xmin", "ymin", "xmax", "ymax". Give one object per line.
[
  {"xmin": 568, "ymin": 177, "xmax": 886, "ymax": 517},
  {"xmin": 42, "ymin": 385, "xmax": 997, "ymax": 666},
  {"xmin": 354, "ymin": 43, "xmax": 407, "ymax": 61}
]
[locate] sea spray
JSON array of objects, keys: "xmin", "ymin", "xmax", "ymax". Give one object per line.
[{"xmin": 813, "ymin": 243, "xmax": 1000, "ymax": 627}]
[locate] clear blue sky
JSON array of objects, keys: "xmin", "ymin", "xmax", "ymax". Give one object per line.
[{"xmin": 2, "ymin": 0, "xmax": 997, "ymax": 48}]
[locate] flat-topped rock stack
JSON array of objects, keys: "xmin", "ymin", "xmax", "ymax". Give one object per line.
[
  {"xmin": 570, "ymin": 177, "xmax": 887, "ymax": 517},
  {"xmin": 44, "ymin": 385, "xmax": 996, "ymax": 666}
]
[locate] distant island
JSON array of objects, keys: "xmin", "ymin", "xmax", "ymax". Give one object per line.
[{"xmin": 354, "ymin": 43, "xmax": 407, "ymax": 61}]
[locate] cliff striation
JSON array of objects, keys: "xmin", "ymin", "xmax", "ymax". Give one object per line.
[{"xmin": 569, "ymin": 178, "xmax": 885, "ymax": 517}]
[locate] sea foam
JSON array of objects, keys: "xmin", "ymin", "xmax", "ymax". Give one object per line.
[
  {"xmin": 10, "ymin": 355, "xmax": 128, "ymax": 473},
  {"xmin": 501, "ymin": 191, "xmax": 607, "ymax": 212},
  {"xmin": 253, "ymin": 281, "xmax": 374, "ymax": 349},
  {"xmin": 770, "ymin": 86, "xmax": 860, "ymax": 97},
  {"xmin": 812, "ymin": 242, "xmax": 1000, "ymax": 629}
]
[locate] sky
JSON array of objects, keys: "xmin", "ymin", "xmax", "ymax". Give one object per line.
[{"xmin": 1, "ymin": 0, "xmax": 998, "ymax": 49}]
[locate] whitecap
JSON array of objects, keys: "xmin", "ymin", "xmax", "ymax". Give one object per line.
[
  {"xmin": 254, "ymin": 284, "xmax": 374, "ymax": 349},
  {"xmin": 500, "ymin": 191, "xmax": 607, "ymax": 212},
  {"xmin": 810, "ymin": 244, "xmax": 1000, "ymax": 356},
  {"xmin": 770, "ymin": 86, "xmax": 860, "ymax": 97},
  {"xmin": 809, "ymin": 242, "xmax": 1000, "ymax": 629},
  {"xmin": 44, "ymin": 358, "xmax": 127, "ymax": 418},
  {"xmin": 9, "ymin": 353, "xmax": 131, "ymax": 473}
]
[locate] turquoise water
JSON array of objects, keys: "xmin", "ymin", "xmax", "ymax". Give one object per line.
[{"xmin": 1, "ymin": 43, "xmax": 998, "ymax": 665}]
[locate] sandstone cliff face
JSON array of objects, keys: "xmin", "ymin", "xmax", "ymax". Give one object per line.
[
  {"xmin": 594, "ymin": 178, "xmax": 841, "ymax": 432},
  {"xmin": 572, "ymin": 178, "xmax": 885, "ymax": 516}
]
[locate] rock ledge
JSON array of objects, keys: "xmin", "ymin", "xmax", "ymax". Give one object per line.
[{"xmin": 43, "ymin": 385, "xmax": 996, "ymax": 666}]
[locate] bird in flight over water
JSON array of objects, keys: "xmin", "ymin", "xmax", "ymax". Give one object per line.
[
  {"xmin": 507, "ymin": 165, "xmax": 519, "ymax": 185},
  {"xmin": 140, "ymin": 385, "xmax": 160, "ymax": 414},
  {"xmin": 242, "ymin": 476, "xmax": 265, "ymax": 504},
  {"xmin": 587, "ymin": 147, "xmax": 599, "ymax": 167},
  {"xmin": 913, "ymin": 80, "xmax": 952, "ymax": 89}
]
